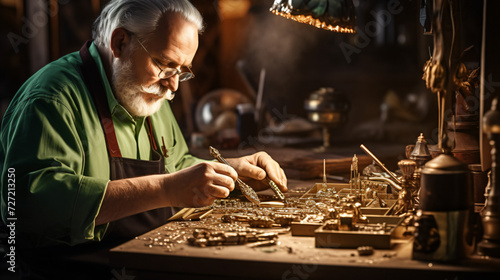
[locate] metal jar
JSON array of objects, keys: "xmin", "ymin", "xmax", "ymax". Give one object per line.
[{"xmin": 412, "ymin": 154, "xmax": 474, "ymax": 261}]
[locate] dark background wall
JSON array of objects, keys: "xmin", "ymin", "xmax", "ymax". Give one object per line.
[{"xmin": 0, "ymin": 0, "xmax": 485, "ymax": 147}]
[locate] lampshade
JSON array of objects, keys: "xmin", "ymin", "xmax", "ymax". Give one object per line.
[{"xmin": 270, "ymin": 0, "xmax": 356, "ymax": 33}]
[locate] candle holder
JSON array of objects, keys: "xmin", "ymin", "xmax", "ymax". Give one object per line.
[{"xmin": 477, "ymin": 97, "xmax": 500, "ymax": 258}]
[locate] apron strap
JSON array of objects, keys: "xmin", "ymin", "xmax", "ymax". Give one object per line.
[{"xmin": 79, "ymin": 40, "xmax": 122, "ymax": 158}]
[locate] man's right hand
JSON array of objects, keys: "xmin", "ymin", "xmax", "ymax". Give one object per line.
[
  {"xmin": 162, "ymin": 161, "xmax": 238, "ymax": 207},
  {"xmin": 96, "ymin": 161, "xmax": 237, "ymax": 225}
]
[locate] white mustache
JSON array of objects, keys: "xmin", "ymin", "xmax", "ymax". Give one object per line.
[
  {"xmin": 141, "ymin": 83, "xmax": 164, "ymax": 95},
  {"xmin": 141, "ymin": 83, "xmax": 175, "ymax": 100}
]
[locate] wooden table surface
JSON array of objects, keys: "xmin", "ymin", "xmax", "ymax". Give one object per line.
[
  {"xmin": 109, "ymin": 221, "xmax": 500, "ymax": 280},
  {"xmin": 109, "ymin": 182, "xmax": 500, "ymax": 280}
]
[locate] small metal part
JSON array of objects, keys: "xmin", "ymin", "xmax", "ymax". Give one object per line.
[
  {"xmin": 184, "ymin": 208, "xmax": 214, "ymax": 220},
  {"xmin": 262, "ymin": 176, "xmax": 286, "ymax": 201},
  {"xmin": 326, "ymin": 174, "xmax": 348, "ymax": 183},
  {"xmin": 339, "ymin": 213, "xmax": 353, "ymax": 231},
  {"xmin": 247, "ymin": 239, "xmax": 277, "ymax": 248},
  {"xmin": 410, "ymin": 133, "xmax": 432, "ymax": 168},
  {"xmin": 360, "ymin": 144, "xmax": 402, "ymax": 185},
  {"xmin": 167, "ymin": 208, "xmax": 192, "ymax": 221},
  {"xmin": 272, "ymin": 213, "xmax": 298, "ymax": 227},
  {"xmin": 167, "ymin": 206, "xmax": 214, "ymax": 221},
  {"xmin": 186, "ymin": 226, "xmax": 279, "ymax": 247},
  {"xmin": 323, "ymin": 219, "xmax": 339, "ymax": 230},
  {"xmin": 181, "ymin": 208, "xmax": 196, "ymax": 220},
  {"xmin": 259, "ymin": 201, "xmax": 285, "ymax": 208},
  {"xmin": 386, "ymin": 159, "xmax": 417, "ymax": 216},
  {"xmin": 357, "ymin": 246, "xmax": 374, "ymax": 256},
  {"xmin": 350, "ymin": 154, "xmax": 360, "ymax": 194},
  {"xmin": 248, "ymin": 216, "xmax": 275, "ymax": 228},
  {"xmin": 375, "ymin": 192, "xmax": 388, "ymax": 208},
  {"xmin": 323, "ymin": 159, "xmax": 327, "ymax": 186},
  {"xmin": 209, "ymin": 146, "xmax": 261, "ymax": 206}
]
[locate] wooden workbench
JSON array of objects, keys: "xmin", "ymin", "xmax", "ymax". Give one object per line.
[
  {"xmin": 109, "ymin": 219, "xmax": 500, "ymax": 280},
  {"xmin": 109, "ymin": 177, "xmax": 500, "ymax": 280}
]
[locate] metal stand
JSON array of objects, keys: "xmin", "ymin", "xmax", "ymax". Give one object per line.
[{"xmin": 477, "ymin": 97, "xmax": 500, "ymax": 258}]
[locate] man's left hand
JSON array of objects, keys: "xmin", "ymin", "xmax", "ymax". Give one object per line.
[{"xmin": 225, "ymin": 152, "xmax": 287, "ymax": 193}]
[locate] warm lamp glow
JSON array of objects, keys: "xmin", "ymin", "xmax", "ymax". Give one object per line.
[
  {"xmin": 218, "ymin": 0, "xmax": 251, "ymax": 19},
  {"xmin": 270, "ymin": 0, "xmax": 356, "ymax": 33}
]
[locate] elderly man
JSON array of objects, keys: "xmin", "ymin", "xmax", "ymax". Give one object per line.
[{"xmin": 0, "ymin": 0, "xmax": 286, "ymax": 278}]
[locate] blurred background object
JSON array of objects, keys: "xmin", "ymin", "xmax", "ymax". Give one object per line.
[{"xmin": 304, "ymin": 87, "xmax": 350, "ymax": 149}]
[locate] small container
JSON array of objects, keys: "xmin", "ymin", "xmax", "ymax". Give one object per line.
[
  {"xmin": 236, "ymin": 103, "xmax": 257, "ymax": 144},
  {"xmin": 413, "ymin": 154, "xmax": 474, "ymax": 261},
  {"xmin": 468, "ymin": 163, "xmax": 488, "ymax": 204}
]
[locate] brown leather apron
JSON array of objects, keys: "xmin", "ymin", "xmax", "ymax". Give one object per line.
[{"xmin": 79, "ymin": 40, "xmax": 173, "ymax": 241}]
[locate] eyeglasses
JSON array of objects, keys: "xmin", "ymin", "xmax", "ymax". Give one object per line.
[{"xmin": 136, "ymin": 38, "xmax": 195, "ymax": 82}]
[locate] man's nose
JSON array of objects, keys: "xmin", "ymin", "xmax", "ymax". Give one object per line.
[{"xmin": 160, "ymin": 75, "xmax": 179, "ymax": 92}]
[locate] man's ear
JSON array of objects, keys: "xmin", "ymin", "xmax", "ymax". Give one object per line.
[{"xmin": 110, "ymin": 28, "xmax": 131, "ymax": 58}]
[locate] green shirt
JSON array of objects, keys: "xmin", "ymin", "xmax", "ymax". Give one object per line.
[{"xmin": 0, "ymin": 42, "xmax": 205, "ymax": 247}]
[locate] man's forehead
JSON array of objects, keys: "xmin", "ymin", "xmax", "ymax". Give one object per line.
[
  {"xmin": 155, "ymin": 12, "xmax": 191, "ymax": 36},
  {"xmin": 150, "ymin": 13, "xmax": 197, "ymax": 44},
  {"xmin": 147, "ymin": 13, "xmax": 198, "ymax": 64}
]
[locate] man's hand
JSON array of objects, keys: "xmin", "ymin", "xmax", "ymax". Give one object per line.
[
  {"xmin": 96, "ymin": 153, "xmax": 286, "ymax": 225},
  {"xmin": 225, "ymin": 151, "xmax": 287, "ymax": 193},
  {"xmin": 163, "ymin": 161, "xmax": 238, "ymax": 207}
]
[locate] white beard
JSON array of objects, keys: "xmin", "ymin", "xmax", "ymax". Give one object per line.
[{"xmin": 111, "ymin": 59, "xmax": 175, "ymax": 117}]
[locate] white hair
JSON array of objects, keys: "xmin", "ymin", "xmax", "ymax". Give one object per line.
[{"xmin": 92, "ymin": 0, "xmax": 204, "ymax": 51}]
